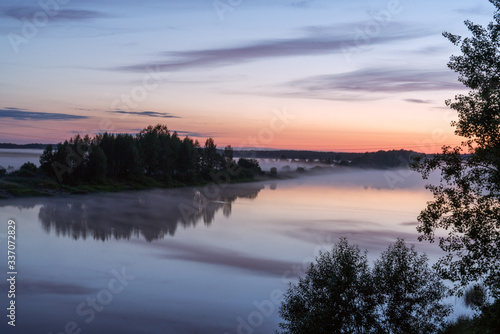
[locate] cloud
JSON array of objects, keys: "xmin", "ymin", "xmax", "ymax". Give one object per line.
[
  {"xmin": 129, "ymin": 128, "xmax": 217, "ymax": 138},
  {"xmin": 290, "ymin": 0, "xmax": 323, "ymax": 9},
  {"xmin": 399, "ymin": 221, "xmax": 419, "ymax": 226},
  {"xmin": 404, "ymin": 99, "xmax": 434, "ymax": 104},
  {"xmin": 454, "ymin": 6, "xmax": 491, "ymax": 16},
  {"xmin": 2, "ymin": 6, "xmax": 107, "ymax": 22},
  {"xmin": 173, "ymin": 130, "xmax": 216, "ymax": 137},
  {"xmin": 0, "ymin": 107, "xmax": 88, "ymax": 120},
  {"xmin": 108, "ymin": 110, "xmax": 180, "ymax": 118},
  {"xmin": 275, "ymin": 69, "xmax": 465, "ymax": 101},
  {"xmin": 416, "ymin": 45, "xmax": 450, "ymax": 55},
  {"xmin": 114, "ymin": 23, "xmax": 433, "ymax": 73},
  {"xmin": 155, "ymin": 241, "xmax": 298, "ymax": 277}
]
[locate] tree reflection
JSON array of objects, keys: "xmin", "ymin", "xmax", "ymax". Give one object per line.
[{"xmin": 35, "ymin": 185, "xmax": 263, "ymax": 242}]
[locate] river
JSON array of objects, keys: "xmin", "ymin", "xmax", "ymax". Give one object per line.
[{"xmin": 0, "ymin": 167, "xmax": 465, "ymax": 333}]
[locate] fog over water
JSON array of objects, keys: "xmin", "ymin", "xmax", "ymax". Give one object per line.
[{"xmin": 0, "ymin": 167, "xmax": 467, "ymax": 333}]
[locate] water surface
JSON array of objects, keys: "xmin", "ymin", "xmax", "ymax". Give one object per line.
[{"xmin": 0, "ymin": 168, "xmax": 459, "ymax": 334}]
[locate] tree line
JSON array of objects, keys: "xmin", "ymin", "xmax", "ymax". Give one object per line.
[
  {"xmin": 233, "ymin": 149, "xmax": 418, "ymax": 168},
  {"xmin": 36, "ymin": 124, "xmax": 262, "ymax": 185}
]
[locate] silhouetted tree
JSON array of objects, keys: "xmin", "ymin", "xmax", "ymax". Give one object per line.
[
  {"xmin": 278, "ymin": 238, "xmax": 451, "ymax": 334},
  {"xmin": 224, "ymin": 144, "xmax": 234, "ymax": 162},
  {"xmin": 176, "ymin": 137, "xmax": 200, "ymax": 181},
  {"xmin": 17, "ymin": 162, "xmax": 38, "ymax": 177},
  {"xmin": 137, "ymin": 125, "xmax": 162, "ymax": 175},
  {"xmin": 202, "ymin": 137, "xmax": 219, "ymax": 176},
  {"xmin": 112, "ymin": 134, "xmax": 141, "ymax": 179},
  {"xmin": 373, "ymin": 239, "xmax": 451, "ymax": 334},
  {"xmin": 278, "ymin": 238, "xmax": 380, "ymax": 334},
  {"xmin": 411, "ymin": 0, "xmax": 500, "ymax": 298},
  {"xmin": 30, "ymin": 124, "xmax": 261, "ymax": 186},
  {"xmin": 86, "ymin": 145, "xmax": 107, "ymax": 183},
  {"xmin": 39, "ymin": 144, "xmax": 55, "ymax": 175}
]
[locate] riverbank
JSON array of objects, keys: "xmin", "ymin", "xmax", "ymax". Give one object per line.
[{"xmin": 0, "ymin": 171, "xmax": 298, "ymax": 199}]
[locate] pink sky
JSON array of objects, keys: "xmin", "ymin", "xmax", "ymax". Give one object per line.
[{"xmin": 0, "ymin": 0, "xmax": 488, "ymax": 153}]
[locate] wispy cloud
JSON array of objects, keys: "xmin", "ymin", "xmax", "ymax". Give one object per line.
[
  {"xmin": 129, "ymin": 128, "xmax": 217, "ymax": 138},
  {"xmin": 415, "ymin": 45, "xmax": 450, "ymax": 55},
  {"xmin": 108, "ymin": 110, "xmax": 180, "ymax": 118},
  {"xmin": 114, "ymin": 23, "xmax": 433, "ymax": 73},
  {"xmin": 290, "ymin": 0, "xmax": 323, "ymax": 9},
  {"xmin": 454, "ymin": 5, "xmax": 491, "ymax": 16},
  {"xmin": 173, "ymin": 130, "xmax": 216, "ymax": 138},
  {"xmin": 2, "ymin": 6, "xmax": 107, "ymax": 22},
  {"xmin": 0, "ymin": 107, "xmax": 88, "ymax": 120},
  {"xmin": 404, "ymin": 99, "xmax": 434, "ymax": 104},
  {"xmin": 155, "ymin": 241, "xmax": 298, "ymax": 277},
  {"xmin": 275, "ymin": 69, "xmax": 465, "ymax": 101}
]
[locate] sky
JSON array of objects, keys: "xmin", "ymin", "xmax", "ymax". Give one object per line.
[{"xmin": 0, "ymin": 0, "xmax": 495, "ymax": 152}]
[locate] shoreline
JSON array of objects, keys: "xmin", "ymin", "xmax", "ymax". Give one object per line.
[
  {"xmin": 0, "ymin": 165, "xmax": 415, "ymax": 200},
  {"xmin": 0, "ymin": 172, "xmax": 297, "ymax": 200}
]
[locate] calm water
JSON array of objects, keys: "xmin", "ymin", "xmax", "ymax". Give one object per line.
[
  {"xmin": 0, "ymin": 149, "xmax": 44, "ymax": 170},
  {"xmin": 0, "ymin": 168, "xmax": 463, "ymax": 333}
]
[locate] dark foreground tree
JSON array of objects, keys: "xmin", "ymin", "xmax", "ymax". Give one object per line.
[
  {"xmin": 410, "ymin": 0, "xmax": 500, "ymax": 298},
  {"xmin": 374, "ymin": 239, "xmax": 451, "ymax": 334},
  {"xmin": 278, "ymin": 238, "xmax": 379, "ymax": 334},
  {"xmin": 278, "ymin": 238, "xmax": 450, "ymax": 334}
]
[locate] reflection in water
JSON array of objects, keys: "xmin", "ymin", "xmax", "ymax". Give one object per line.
[
  {"xmin": 32, "ymin": 184, "xmax": 263, "ymax": 242},
  {"xmin": 0, "ymin": 170, "xmax": 462, "ymax": 334}
]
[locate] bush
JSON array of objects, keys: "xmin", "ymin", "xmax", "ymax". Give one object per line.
[
  {"xmin": 16, "ymin": 162, "xmax": 38, "ymax": 177},
  {"xmin": 237, "ymin": 158, "xmax": 262, "ymax": 177},
  {"xmin": 237, "ymin": 158, "xmax": 260, "ymax": 170}
]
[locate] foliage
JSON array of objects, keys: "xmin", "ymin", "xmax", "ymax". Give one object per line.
[
  {"xmin": 463, "ymin": 284, "xmax": 487, "ymax": 309},
  {"xmin": 350, "ymin": 150, "xmax": 416, "ymax": 169},
  {"xmin": 224, "ymin": 144, "xmax": 233, "ymax": 161},
  {"xmin": 278, "ymin": 238, "xmax": 450, "ymax": 334},
  {"xmin": 202, "ymin": 137, "xmax": 222, "ymax": 177},
  {"xmin": 40, "ymin": 144, "xmax": 55, "ymax": 175},
  {"xmin": 410, "ymin": 0, "xmax": 500, "ymax": 297},
  {"xmin": 440, "ymin": 299, "xmax": 500, "ymax": 334},
  {"xmin": 15, "ymin": 162, "xmax": 39, "ymax": 177},
  {"xmin": 278, "ymin": 238, "xmax": 380, "ymax": 334},
  {"xmin": 373, "ymin": 239, "xmax": 451, "ymax": 334},
  {"xmin": 37, "ymin": 124, "xmax": 261, "ymax": 186},
  {"xmin": 236, "ymin": 158, "xmax": 262, "ymax": 178}
]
